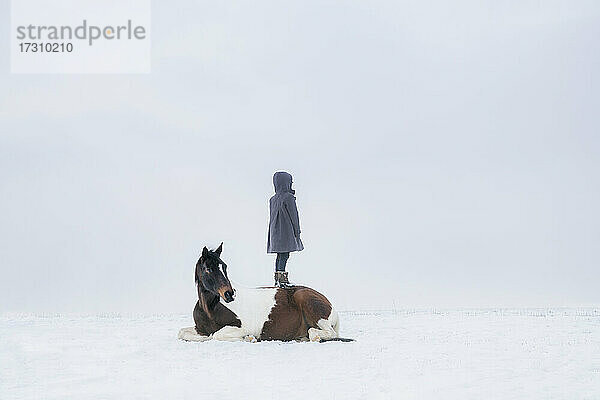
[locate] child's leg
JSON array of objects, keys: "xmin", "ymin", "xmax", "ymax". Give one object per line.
[
  {"xmin": 275, "ymin": 252, "xmax": 290, "ymax": 272},
  {"xmin": 275, "ymin": 253, "xmax": 281, "ymax": 271},
  {"xmin": 281, "ymin": 252, "xmax": 289, "ymax": 271}
]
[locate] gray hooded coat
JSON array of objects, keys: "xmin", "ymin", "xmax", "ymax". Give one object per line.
[{"xmin": 267, "ymin": 172, "xmax": 304, "ymax": 253}]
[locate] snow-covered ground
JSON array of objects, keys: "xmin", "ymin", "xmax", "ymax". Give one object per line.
[{"xmin": 1, "ymin": 308, "xmax": 599, "ymax": 399}]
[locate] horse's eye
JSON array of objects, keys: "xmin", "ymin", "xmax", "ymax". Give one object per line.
[{"xmin": 204, "ymin": 266, "xmax": 210, "ymax": 273}]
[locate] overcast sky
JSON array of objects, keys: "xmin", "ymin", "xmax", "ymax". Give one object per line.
[{"xmin": 1, "ymin": 0, "xmax": 599, "ymax": 312}]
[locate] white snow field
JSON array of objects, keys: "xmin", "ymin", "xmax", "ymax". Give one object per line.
[{"xmin": 1, "ymin": 308, "xmax": 599, "ymax": 399}]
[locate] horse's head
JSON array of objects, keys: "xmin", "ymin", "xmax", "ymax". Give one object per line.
[{"xmin": 195, "ymin": 243, "xmax": 235, "ymax": 303}]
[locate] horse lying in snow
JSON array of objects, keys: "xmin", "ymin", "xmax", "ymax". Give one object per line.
[{"xmin": 178, "ymin": 243, "xmax": 352, "ymax": 342}]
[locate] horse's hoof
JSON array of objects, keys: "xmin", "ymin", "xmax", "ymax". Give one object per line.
[
  {"xmin": 244, "ymin": 335, "xmax": 258, "ymax": 343},
  {"xmin": 178, "ymin": 327, "xmax": 210, "ymax": 342}
]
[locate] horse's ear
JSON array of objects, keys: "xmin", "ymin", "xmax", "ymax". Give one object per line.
[
  {"xmin": 215, "ymin": 242, "xmax": 223, "ymax": 257},
  {"xmin": 202, "ymin": 246, "xmax": 209, "ymax": 259}
]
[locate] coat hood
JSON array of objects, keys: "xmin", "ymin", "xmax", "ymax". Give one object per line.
[{"xmin": 273, "ymin": 171, "xmax": 295, "ymax": 195}]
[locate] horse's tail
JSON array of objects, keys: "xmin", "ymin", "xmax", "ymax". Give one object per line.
[{"xmin": 319, "ymin": 337, "xmax": 355, "ymax": 342}]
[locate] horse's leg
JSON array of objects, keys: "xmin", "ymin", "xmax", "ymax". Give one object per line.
[
  {"xmin": 308, "ymin": 317, "xmax": 338, "ymax": 342},
  {"xmin": 210, "ymin": 325, "xmax": 247, "ymax": 342},
  {"xmin": 178, "ymin": 327, "xmax": 211, "ymax": 342},
  {"xmin": 293, "ymin": 288, "xmax": 339, "ymax": 341}
]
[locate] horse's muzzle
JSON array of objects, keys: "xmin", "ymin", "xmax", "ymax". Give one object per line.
[{"xmin": 223, "ymin": 290, "xmax": 235, "ymax": 303}]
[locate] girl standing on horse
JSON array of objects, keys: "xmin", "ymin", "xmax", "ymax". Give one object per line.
[{"xmin": 267, "ymin": 171, "xmax": 303, "ymax": 287}]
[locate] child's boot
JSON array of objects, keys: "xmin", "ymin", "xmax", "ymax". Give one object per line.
[{"xmin": 275, "ymin": 271, "xmax": 290, "ymax": 287}]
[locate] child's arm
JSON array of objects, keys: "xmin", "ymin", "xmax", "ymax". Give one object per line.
[{"xmin": 284, "ymin": 196, "xmax": 301, "ymax": 236}]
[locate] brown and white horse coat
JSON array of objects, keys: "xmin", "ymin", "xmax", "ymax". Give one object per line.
[{"xmin": 178, "ymin": 244, "xmax": 345, "ymax": 342}]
